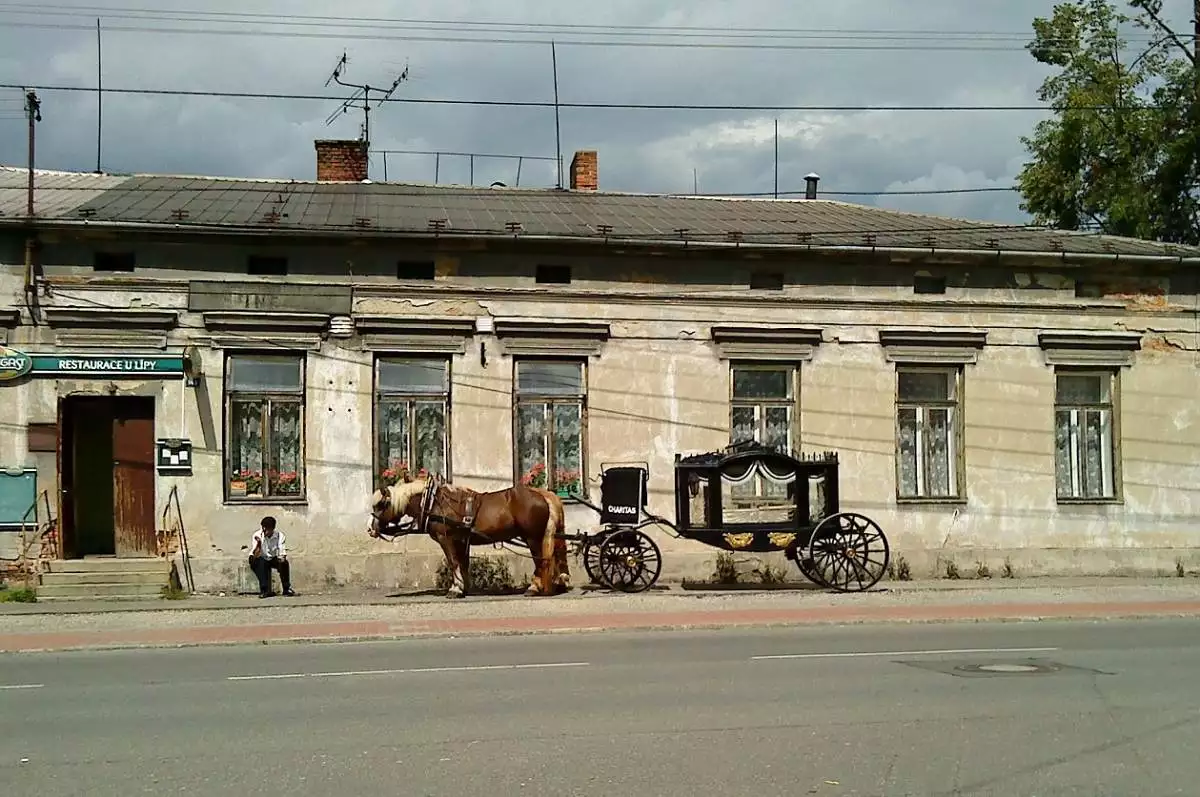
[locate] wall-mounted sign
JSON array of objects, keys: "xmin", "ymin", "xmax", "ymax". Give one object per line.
[
  {"xmin": 157, "ymin": 439, "xmax": 193, "ymax": 476},
  {"xmin": 0, "ymin": 346, "xmax": 33, "ymax": 382},
  {"xmin": 0, "ymin": 347, "xmax": 185, "ymax": 382}
]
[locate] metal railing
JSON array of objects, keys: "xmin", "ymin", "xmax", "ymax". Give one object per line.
[
  {"xmin": 3, "ymin": 490, "xmax": 55, "ymax": 590},
  {"xmin": 160, "ymin": 485, "xmax": 195, "ymax": 593}
]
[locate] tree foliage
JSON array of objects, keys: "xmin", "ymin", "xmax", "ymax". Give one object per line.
[{"xmin": 1017, "ymin": 0, "xmax": 1200, "ymax": 243}]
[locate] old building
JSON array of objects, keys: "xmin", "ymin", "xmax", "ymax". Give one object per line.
[{"xmin": 1, "ymin": 142, "xmax": 1198, "ymax": 596}]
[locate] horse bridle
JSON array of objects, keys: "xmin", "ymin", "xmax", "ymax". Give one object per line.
[{"xmin": 370, "ymin": 478, "xmax": 445, "ymax": 541}]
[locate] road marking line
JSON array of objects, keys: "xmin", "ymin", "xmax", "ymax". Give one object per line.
[
  {"xmin": 227, "ymin": 661, "xmax": 590, "ymax": 682},
  {"xmin": 0, "ymin": 684, "xmax": 44, "ymax": 690},
  {"xmin": 751, "ymin": 647, "xmax": 1059, "ymax": 661}
]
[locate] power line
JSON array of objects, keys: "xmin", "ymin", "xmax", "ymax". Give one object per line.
[
  {"xmin": 0, "ymin": 20, "xmax": 1052, "ymax": 51},
  {"xmin": 0, "ymin": 82, "xmax": 1106, "ymax": 113},
  {"xmin": 0, "ymin": 3, "xmax": 1166, "ymax": 44}
]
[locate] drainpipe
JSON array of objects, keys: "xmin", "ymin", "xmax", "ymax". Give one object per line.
[{"xmin": 23, "ymin": 233, "xmax": 40, "ymax": 326}]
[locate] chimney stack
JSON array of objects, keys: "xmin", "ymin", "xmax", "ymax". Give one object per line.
[
  {"xmin": 315, "ymin": 139, "xmax": 369, "ymax": 182},
  {"xmin": 804, "ymin": 173, "xmax": 821, "ymax": 200},
  {"xmin": 569, "ymin": 150, "xmax": 598, "ymax": 191}
]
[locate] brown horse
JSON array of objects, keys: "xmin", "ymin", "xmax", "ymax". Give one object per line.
[{"xmin": 367, "ymin": 477, "xmax": 570, "ymax": 599}]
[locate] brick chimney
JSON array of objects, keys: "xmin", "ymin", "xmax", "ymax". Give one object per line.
[
  {"xmin": 315, "ymin": 139, "xmax": 369, "ymax": 182},
  {"xmin": 569, "ymin": 150, "xmax": 598, "ymax": 191}
]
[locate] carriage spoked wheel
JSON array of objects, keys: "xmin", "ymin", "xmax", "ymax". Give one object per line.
[
  {"xmin": 802, "ymin": 512, "xmax": 890, "ymax": 593},
  {"xmin": 581, "ymin": 535, "xmax": 605, "ymax": 586},
  {"xmin": 596, "ymin": 529, "xmax": 663, "ymax": 593}
]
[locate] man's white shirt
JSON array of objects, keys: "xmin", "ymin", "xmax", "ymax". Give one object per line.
[{"xmin": 251, "ymin": 529, "xmax": 286, "ymax": 559}]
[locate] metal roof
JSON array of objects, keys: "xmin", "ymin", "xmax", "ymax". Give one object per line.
[
  {"xmin": 0, "ymin": 167, "xmax": 128, "ymax": 220},
  {"xmin": 2, "ymin": 166, "xmax": 1198, "ymax": 259}
]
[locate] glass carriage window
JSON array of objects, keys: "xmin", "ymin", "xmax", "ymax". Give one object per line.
[
  {"xmin": 225, "ymin": 354, "xmax": 305, "ymax": 502},
  {"xmin": 896, "ymin": 367, "xmax": 962, "ymax": 500},
  {"xmin": 1054, "ymin": 370, "xmax": 1117, "ymax": 501},
  {"xmin": 375, "ymin": 358, "xmax": 450, "ymax": 486},
  {"xmin": 514, "ymin": 360, "xmax": 584, "ymax": 495}
]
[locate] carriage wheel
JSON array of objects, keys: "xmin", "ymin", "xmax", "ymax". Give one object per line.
[
  {"xmin": 794, "ymin": 552, "xmax": 831, "ymax": 589},
  {"xmin": 804, "ymin": 512, "xmax": 890, "ymax": 593},
  {"xmin": 582, "ymin": 537, "xmax": 604, "ymax": 586},
  {"xmin": 597, "ymin": 530, "xmax": 663, "ymax": 593}
]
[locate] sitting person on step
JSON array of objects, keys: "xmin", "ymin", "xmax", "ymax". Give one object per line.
[{"xmin": 248, "ymin": 516, "xmax": 295, "ymax": 598}]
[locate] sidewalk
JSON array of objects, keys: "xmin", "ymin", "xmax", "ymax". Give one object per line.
[{"xmin": 2, "ymin": 578, "xmax": 1200, "ymax": 653}]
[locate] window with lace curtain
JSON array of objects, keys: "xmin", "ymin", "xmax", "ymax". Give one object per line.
[
  {"xmin": 1054, "ymin": 370, "xmax": 1118, "ymax": 501},
  {"xmin": 375, "ymin": 357, "xmax": 450, "ymax": 487},
  {"xmin": 514, "ymin": 360, "xmax": 585, "ymax": 496},
  {"xmin": 728, "ymin": 364, "xmax": 797, "ymax": 505},
  {"xmin": 224, "ymin": 353, "xmax": 305, "ymax": 502},
  {"xmin": 896, "ymin": 366, "xmax": 963, "ymax": 500}
]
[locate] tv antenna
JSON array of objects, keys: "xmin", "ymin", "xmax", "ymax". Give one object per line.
[{"xmin": 323, "ymin": 51, "xmax": 409, "ymax": 146}]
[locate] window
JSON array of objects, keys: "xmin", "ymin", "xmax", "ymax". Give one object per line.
[
  {"xmin": 536, "ymin": 265, "xmax": 572, "ymax": 284},
  {"xmin": 1054, "ymin": 370, "xmax": 1117, "ymax": 501},
  {"xmin": 224, "ymin": 354, "xmax": 305, "ymax": 501},
  {"xmin": 729, "ymin": 364, "xmax": 796, "ymax": 503},
  {"xmin": 730, "ymin": 365, "xmax": 795, "ymax": 453},
  {"xmin": 93, "ymin": 252, "xmax": 135, "ymax": 272},
  {"xmin": 514, "ymin": 360, "xmax": 584, "ymax": 495},
  {"xmin": 896, "ymin": 367, "xmax": 962, "ymax": 500},
  {"xmin": 913, "ymin": 274, "xmax": 947, "ymax": 294},
  {"xmin": 375, "ymin": 358, "xmax": 449, "ymax": 486},
  {"xmin": 397, "ymin": 260, "xmax": 435, "ymax": 280},
  {"xmin": 749, "ymin": 271, "xmax": 784, "ymax": 291},
  {"xmin": 247, "ymin": 255, "xmax": 288, "ymax": 276}
]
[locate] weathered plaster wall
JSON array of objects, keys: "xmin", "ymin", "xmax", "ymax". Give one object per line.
[{"xmin": 3, "ymin": 234, "xmax": 1199, "ymax": 589}]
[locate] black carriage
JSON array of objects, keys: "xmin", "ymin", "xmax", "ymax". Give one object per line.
[{"xmin": 567, "ymin": 441, "xmax": 890, "ymax": 594}]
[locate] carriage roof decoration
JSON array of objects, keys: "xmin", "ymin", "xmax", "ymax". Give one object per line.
[{"xmin": 568, "ymin": 440, "xmax": 889, "ymax": 595}]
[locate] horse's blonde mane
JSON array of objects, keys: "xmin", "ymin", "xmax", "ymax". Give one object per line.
[{"xmin": 384, "ymin": 478, "xmax": 429, "ymax": 515}]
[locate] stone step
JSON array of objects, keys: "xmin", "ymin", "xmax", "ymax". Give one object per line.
[
  {"xmin": 36, "ymin": 582, "xmax": 166, "ymax": 599},
  {"xmin": 45, "ymin": 558, "xmax": 167, "ymax": 575},
  {"xmin": 40, "ymin": 571, "xmax": 167, "ymax": 587},
  {"xmin": 37, "ymin": 594, "xmax": 168, "ymax": 604}
]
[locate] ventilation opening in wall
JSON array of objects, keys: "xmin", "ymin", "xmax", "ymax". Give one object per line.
[
  {"xmin": 536, "ymin": 265, "xmax": 572, "ymax": 284},
  {"xmin": 397, "ymin": 260, "xmax": 435, "ymax": 280},
  {"xmin": 93, "ymin": 251, "xmax": 135, "ymax": 272},
  {"xmin": 750, "ymin": 272, "xmax": 784, "ymax": 291},
  {"xmin": 914, "ymin": 274, "xmax": 947, "ymax": 294},
  {"xmin": 247, "ymin": 255, "xmax": 288, "ymax": 276}
]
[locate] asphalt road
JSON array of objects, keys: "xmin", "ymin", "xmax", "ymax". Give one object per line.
[{"xmin": 1, "ymin": 620, "xmax": 1198, "ymax": 796}]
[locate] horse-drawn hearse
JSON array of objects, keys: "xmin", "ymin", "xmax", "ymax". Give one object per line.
[{"xmin": 368, "ymin": 441, "xmax": 890, "ymax": 598}]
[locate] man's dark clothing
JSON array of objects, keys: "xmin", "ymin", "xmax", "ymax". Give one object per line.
[{"xmin": 249, "ymin": 555, "xmax": 291, "ymax": 597}]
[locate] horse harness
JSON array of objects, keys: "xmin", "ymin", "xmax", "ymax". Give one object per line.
[{"xmin": 378, "ymin": 476, "xmax": 486, "ymax": 545}]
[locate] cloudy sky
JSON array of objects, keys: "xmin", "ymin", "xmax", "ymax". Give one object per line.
[{"xmin": 0, "ymin": 0, "xmax": 1192, "ymax": 223}]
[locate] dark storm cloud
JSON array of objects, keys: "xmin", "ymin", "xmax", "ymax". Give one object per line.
[{"xmin": 0, "ymin": 0, "xmax": 1194, "ymax": 223}]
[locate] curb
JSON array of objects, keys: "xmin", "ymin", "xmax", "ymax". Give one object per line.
[{"xmin": 3, "ymin": 602, "xmax": 1200, "ymax": 654}]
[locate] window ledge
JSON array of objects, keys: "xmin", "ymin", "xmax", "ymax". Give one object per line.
[
  {"xmin": 44, "ymin": 307, "xmax": 180, "ymax": 330},
  {"xmin": 495, "ymin": 320, "xmax": 610, "ymax": 356},
  {"xmin": 880, "ymin": 328, "xmax": 987, "ymax": 365},
  {"xmin": 1056, "ymin": 497, "xmax": 1124, "ymax": 507},
  {"xmin": 223, "ymin": 498, "xmax": 309, "ymax": 507},
  {"xmin": 0, "ymin": 308, "xmax": 19, "ymax": 329},
  {"xmin": 711, "ymin": 324, "xmax": 824, "ymax": 361},
  {"xmin": 1039, "ymin": 331, "xmax": 1142, "ymax": 367},
  {"xmin": 896, "ymin": 496, "xmax": 969, "ymax": 507}
]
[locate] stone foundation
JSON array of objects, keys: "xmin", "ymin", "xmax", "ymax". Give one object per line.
[{"xmin": 172, "ymin": 546, "xmax": 1200, "ymax": 595}]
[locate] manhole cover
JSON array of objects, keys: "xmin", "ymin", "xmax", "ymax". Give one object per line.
[{"xmin": 976, "ymin": 663, "xmax": 1043, "ymax": 673}]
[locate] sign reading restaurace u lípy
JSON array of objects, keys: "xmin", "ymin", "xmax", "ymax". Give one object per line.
[{"xmin": 0, "ymin": 346, "xmax": 185, "ymax": 383}]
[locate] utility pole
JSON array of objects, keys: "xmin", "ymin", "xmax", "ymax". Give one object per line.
[{"xmin": 25, "ymin": 89, "xmax": 40, "ymax": 218}]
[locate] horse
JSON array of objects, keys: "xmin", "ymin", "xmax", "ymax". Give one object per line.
[{"xmin": 367, "ymin": 477, "xmax": 571, "ymax": 599}]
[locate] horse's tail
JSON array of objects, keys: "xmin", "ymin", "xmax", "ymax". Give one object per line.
[
  {"xmin": 540, "ymin": 490, "xmax": 564, "ymax": 593},
  {"xmin": 546, "ymin": 493, "xmax": 570, "ymax": 591}
]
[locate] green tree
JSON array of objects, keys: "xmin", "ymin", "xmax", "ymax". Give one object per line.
[{"xmin": 1017, "ymin": 0, "xmax": 1200, "ymax": 243}]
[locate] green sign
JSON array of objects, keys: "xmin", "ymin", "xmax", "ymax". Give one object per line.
[
  {"xmin": 0, "ymin": 347, "xmax": 185, "ymax": 381},
  {"xmin": 0, "ymin": 346, "xmax": 32, "ymax": 382}
]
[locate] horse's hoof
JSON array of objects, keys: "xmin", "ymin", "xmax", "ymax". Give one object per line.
[
  {"xmin": 523, "ymin": 588, "xmax": 540, "ymax": 597},
  {"xmin": 446, "ymin": 590, "xmax": 465, "ymax": 600}
]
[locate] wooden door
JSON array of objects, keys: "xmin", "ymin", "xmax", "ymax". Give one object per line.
[
  {"xmin": 112, "ymin": 398, "xmax": 157, "ymax": 558},
  {"xmin": 56, "ymin": 398, "xmax": 75, "ymax": 559}
]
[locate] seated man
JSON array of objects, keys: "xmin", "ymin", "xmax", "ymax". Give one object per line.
[{"xmin": 248, "ymin": 516, "xmax": 295, "ymax": 598}]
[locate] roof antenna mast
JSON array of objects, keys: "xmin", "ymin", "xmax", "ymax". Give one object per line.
[{"xmin": 323, "ymin": 51, "xmax": 409, "ymax": 148}]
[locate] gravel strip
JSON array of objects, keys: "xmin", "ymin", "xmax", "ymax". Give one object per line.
[{"xmin": 2, "ymin": 582, "xmax": 1200, "ymax": 635}]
